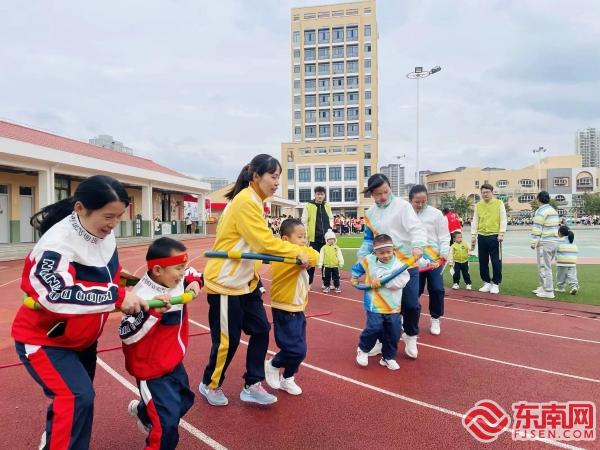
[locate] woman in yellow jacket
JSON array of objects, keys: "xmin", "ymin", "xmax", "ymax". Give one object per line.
[{"xmin": 199, "ymin": 154, "xmax": 311, "ymax": 407}]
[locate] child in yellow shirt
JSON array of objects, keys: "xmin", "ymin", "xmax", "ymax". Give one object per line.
[{"xmin": 449, "ymin": 231, "xmax": 472, "ymax": 290}]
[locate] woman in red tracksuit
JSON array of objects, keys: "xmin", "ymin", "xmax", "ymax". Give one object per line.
[{"xmin": 11, "ymin": 175, "xmax": 148, "ymax": 450}]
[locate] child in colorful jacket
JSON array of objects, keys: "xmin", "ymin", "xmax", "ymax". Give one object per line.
[{"xmin": 318, "ymin": 229, "xmax": 344, "ymax": 293}]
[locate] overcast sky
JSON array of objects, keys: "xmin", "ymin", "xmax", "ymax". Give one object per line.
[{"xmin": 1, "ymin": 0, "xmax": 599, "ymax": 181}]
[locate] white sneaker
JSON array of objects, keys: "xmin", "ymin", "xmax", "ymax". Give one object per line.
[
  {"xmin": 367, "ymin": 340, "xmax": 382, "ymax": 357},
  {"xmin": 490, "ymin": 284, "xmax": 500, "ymax": 294},
  {"xmin": 536, "ymin": 291, "xmax": 555, "ymax": 299},
  {"xmin": 322, "ymin": 286, "xmax": 330, "ymax": 293},
  {"xmin": 356, "ymin": 348, "xmax": 369, "ymax": 366},
  {"xmin": 466, "ymin": 284, "xmax": 472, "ymax": 290},
  {"xmin": 430, "ymin": 318, "xmax": 441, "ymax": 336},
  {"xmin": 264, "ymin": 359, "xmax": 281, "ymax": 390},
  {"xmin": 452, "ymin": 283, "xmax": 459, "ymax": 290},
  {"xmin": 379, "ymin": 358, "xmax": 400, "ymax": 371},
  {"xmin": 128, "ymin": 400, "xmax": 150, "ymax": 435},
  {"xmin": 569, "ymin": 287, "xmax": 578, "ymax": 295},
  {"xmin": 532, "ymin": 286, "xmax": 543, "ymax": 294},
  {"xmin": 240, "ymin": 382, "xmax": 277, "ymax": 405},
  {"xmin": 280, "ymin": 376, "xmax": 302, "ymax": 395},
  {"xmin": 402, "ymin": 333, "xmax": 418, "ymax": 359},
  {"xmin": 479, "ymin": 282, "xmax": 492, "ymax": 293},
  {"xmin": 38, "ymin": 432, "xmax": 46, "ymax": 450}
]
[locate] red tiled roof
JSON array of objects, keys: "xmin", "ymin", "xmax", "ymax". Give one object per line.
[{"xmin": 0, "ymin": 120, "xmax": 193, "ymax": 179}]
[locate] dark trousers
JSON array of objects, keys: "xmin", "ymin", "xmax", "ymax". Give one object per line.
[
  {"xmin": 202, "ymin": 285, "xmax": 270, "ymax": 388},
  {"xmin": 136, "ymin": 363, "xmax": 195, "ymax": 450},
  {"xmin": 323, "ymin": 267, "xmax": 340, "ymax": 288},
  {"xmin": 401, "ymin": 268, "xmax": 421, "ymax": 336},
  {"xmin": 15, "ymin": 341, "xmax": 98, "ymax": 450},
  {"xmin": 453, "ymin": 262, "xmax": 472, "ymax": 285},
  {"xmin": 358, "ymin": 312, "xmax": 402, "ymax": 360},
  {"xmin": 477, "ymin": 234, "xmax": 502, "ymax": 284},
  {"xmin": 418, "ymin": 265, "xmax": 445, "ymax": 319},
  {"xmin": 271, "ymin": 309, "xmax": 307, "ymax": 379},
  {"xmin": 307, "ymin": 241, "xmax": 325, "ymax": 285}
]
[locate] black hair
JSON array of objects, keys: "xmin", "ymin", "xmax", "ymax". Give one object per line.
[
  {"xmin": 314, "ymin": 186, "xmax": 326, "ymax": 194},
  {"xmin": 146, "ymin": 237, "xmax": 187, "ymax": 261},
  {"xmin": 31, "ymin": 175, "xmax": 130, "ymax": 236},
  {"xmin": 480, "ymin": 183, "xmax": 494, "ymax": 192},
  {"xmin": 409, "ymin": 184, "xmax": 428, "ymax": 200},
  {"xmin": 373, "ymin": 233, "xmax": 393, "ymax": 246},
  {"xmin": 363, "ymin": 173, "xmax": 391, "ymax": 194},
  {"xmin": 442, "ymin": 207, "xmax": 450, "ymax": 215},
  {"xmin": 537, "ymin": 191, "xmax": 550, "ymax": 204},
  {"xmin": 226, "ymin": 154, "xmax": 282, "ymax": 201},
  {"xmin": 280, "ymin": 218, "xmax": 303, "ymax": 238},
  {"xmin": 558, "ymin": 225, "xmax": 574, "ymax": 243},
  {"xmin": 452, "ymin": 230, "xmax": 462, "ymax": 237}
]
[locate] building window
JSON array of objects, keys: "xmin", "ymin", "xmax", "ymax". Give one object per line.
[
  {"xmin": 299, "ymin": 189, "xmax": 311, "ymax": 202},
  {"xmin": 305, "ymin": 79, "xmax": 316, "ymax": 91},
  {"xmin": 332, "ymin": 77, "xmax": 344, "ymax": 89},
  {"xmin": 293, "ymin": 49, "xmax": 300, "ymax": 58},
  {"xmin": 294, "ymin": 65, "xmax": 300, "ymax": 74},
  {"xmin": 305, "ymin": 125, "xmax": 316, "ymax": 138},
  {"xmin": 304, "ymin": 64, "xmax": 316, "ymax": 76},
  {"xmin": 346, "ymin": 25, "xmax": 358, "ymax": 40},
  {"xmin": 315, "ymin": 167, "xmax": 326, "ymax": 182},
  {"xmin": 332, "ymin": 27, "xmax": 344, "ymax": 43},
  {"xmin": 365, "ymin": 106, "xmax": 372, "ymax": 116},
  {"xmin": 55, "ymin": 176, "xmax": 70, "ymax": 200},
  {"xmin": 330, "ymin": 146, "xmax": 342, "ymax": 154},
  {"xmin": 304, "ymin": 30, "xmax": 316, "ymax": 44},
  {"xmin": 318, "ymin": 28, "xmax": 330, "ymax": 43},
  {"xmin": 344, "ymin": 188, "xmax": 357, "ymax": 202},
  {"xmin": 319, "ymin": 94, "xmax": 330, "ymax": 107},
  {"xmin": 318, "ymin": 47, "xmax": 329, "ymax": 60},
  {"xmin": 577, "ymin": 176, "xmax": 593, "ymax": 187},
  {"xmin": 294, "ymin": 95, "xmax": 301, "ymax": 106},
  {"xmin": 299, "ymin": 168, "xmax": 311, "ymax": 182},
  {"xmin": 553, "ymin": 177, "xmax": 569, "ymax": 187},
  {"xmin": 347, "ymin": 44, "xmax": 358, "ymax": 58},
  {"xmin": 345, "ymin": 145, "xmax": 357, "ymax": 153},
  {"xmin": 364, "ymin": 166, "xmax": 371, "ymax": 178},
  {"xmin": 333, "ymin": 108, "xmax": 344, "ymax": 121},
  {"xmin": 347, "ymin": 124, "xmax": 359, "ymax": 137},
  {"xmin": 294, "ymin": 80, "xmax": 301, "ymax": 90},
  {"xmin": 332, "ymin": 46, "xmax": 344, "ymax": 59},
  {"xmin": 316, "ymin": 147, "xmax": 327, "ymax": 155},
  {"xmin": 365, "ymin": 122, "xmax": 372, "ymax": 132},
  {"xmin": 333, "ymin": 93, "xmax": 344, "ymax": 105},
  {"xmin": 318, "ymin": 78, "xmax": 329, "ymax": 92},
  {"xmin": 496, "ymin": 179, "xmax": 509, "ymax": 188},
  {"xmin": 347, "ymin": 60, "xmax": 358, "ymax": 73},
  {"xmin": 333, "ymin": 62, "xmax": 344, "ymax": 75},
  {"xmin": 518, "ymin": 194, "xmax": 535, "ymax": 203},
  {"xmin": 294, "ymin": 126, "xmax": 301, "ymax": 137},
  {"xmin": 329, "ymin": 166, "xmax": 342, "ymax": 181},
  {"xmin": 304, "ymin": 48, "xmax": 316, "ymax": 61},
  {"xmin": 305, "ymin": 110, "xmax": 316, "ymax": 122},
  {"xmin": 364, "ymin": 43, "xmax": 372, "ymax": 53},
  {"xmin": 365, "ymin": 74, "xmax": 371, "ymax": 85},
  {"xmin": 293, "ymin": 31, "xmax": 300, "ymax": 44},
  {"xmin": 319, "ymin": 63, "xmax": 330, "ymax": 75},
  {"xmin": 346, "ymin": 76, "xmax": 358, "ymax": 89},
  {"xmin": 333, "ymin": 124, "xmax": 345, "ymax": 137},
  {"xmin": 305, "ymin": 95, "xmax": 316, "ymax": 107},
  {"xmin": 365, "ymin": 91, "xmax": 372, "ymax": 101},
  {"xmin": 319, "ymin": 125, "xmax": 330, "ymax": 137},
  {"xmin": 288, "ymin": 168, "xmax": 294, "ymax": 180},
  {"xmin": 347, "ymin": 107, "xmax": 359, "ymax": 120},
  {"xmin": 519, "ymin": 179, "xmax": 535, "ymax": 187},
  {"xmin": 344, "ymin": 166, "xmax": 357, "ymax": 180},
  {"xmin": 555, "ymin": 194, "xmax": 566, "ymax": 202},
  {"xmin": 347, "ymin": 92, "xmax": 359, "ymax": 104},
  {"xmin": 329, "ymin": 187, "xmax": 342, "ymax": 202},
  {"xmin": 319, "ymin": 109, "xmax": 330, "ymax": 120},
  {"xmin": 294, "ymin": 111, "xmax": 301, "ymax": 120},
  {"xmin": 365, "ymin": 59, "xmax": 371, "ymax": 69},
  {"xmin": 288, "ymin": 189, "xmax": 295, "ymax": 200}
]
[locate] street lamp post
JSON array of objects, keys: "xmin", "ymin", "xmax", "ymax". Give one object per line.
[
  {"xmin": 532, "ymin": 146, "xmax": 547, "ymax": 189},
  {"xmin": 396, "ymin": 154, "xmax": 406, "ymax": 196},
  {"xmin": 406, "ymin": 65, "xmax": 441, "ymax": 184}
]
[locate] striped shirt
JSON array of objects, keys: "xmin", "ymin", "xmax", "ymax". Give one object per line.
[
  {"xmin": 530, "ymin": 204, "xmax": 559, "ymax": 246},
  {"xmin": 556, "ymin": 237, "xmax": 578, "ymax": 266}
]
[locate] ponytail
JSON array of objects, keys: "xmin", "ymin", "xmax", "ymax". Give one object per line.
[
  {"xmin": 225, "ymin": 154, "xmax": 282, "ymax": 201},
  {"xmin": 558, "ymin": 225, "xmax": 575, "ymax": 243},
  {"xmin": 31, "ymin": 175, "xmax": 129, "ymax": 236},
  {"xmin": 567, "ymin": 231, "xmax": 575, "ymax": 244}
]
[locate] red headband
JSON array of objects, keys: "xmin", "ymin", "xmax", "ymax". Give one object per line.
[{"xmin": 147, "ymin": 253, "xmax": 189, "ymax": 269}]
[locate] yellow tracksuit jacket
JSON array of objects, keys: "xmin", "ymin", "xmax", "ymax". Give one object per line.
[{"xmin": 270, "ymin": 248, "xmax": 319, "ymax": 312}]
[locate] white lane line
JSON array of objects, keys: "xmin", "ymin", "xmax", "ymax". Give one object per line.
[
  {"xmin": 0, "ymin": 277, "xmax": 21, "ymax": 288},
  {"xmin": 310, "ymin": 317, "xmax": 600, "ymax": 383},
  {"xmin": 263, "ymin": 278, "xmax": 600, "ymax": 345},
  {"xmin": 97, "ymin": 357, "xmax": 228, "ymax": 450},
  {"xmin": 188, "ymin": 319, "xmax": 582, "ymax": 450}
]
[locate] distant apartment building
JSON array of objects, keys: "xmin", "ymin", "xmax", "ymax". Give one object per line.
[
  {"xmin": 380, "ymin": 163, "xmax": 405, "ymax": 197},
  {"xmin": 199, "ymin": 176, "xmax": 230, "ymax": 192},
  {"xmin": 575, "ymin": 127, "xmax": 599, "ymax": 168},
  {"xmin": 89, "ymin": 134, "xmax": 133, "ymax": 155}
]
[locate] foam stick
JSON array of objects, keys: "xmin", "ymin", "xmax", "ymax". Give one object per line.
[
  {"xmin": 204, "ymin": 250, "xmax": 302, "ymax": 265},
  {"xmin": 352, "ymin": 257, "xmax": 416, "ymax": 291},
  {"xmin": 23, "ymin": 291, "xmax": 197, "ymax": 311}
]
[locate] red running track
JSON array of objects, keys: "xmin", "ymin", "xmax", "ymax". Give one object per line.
[{"xmin": 0, "ymin": 238, "xmax": 598, "ymax": 449}]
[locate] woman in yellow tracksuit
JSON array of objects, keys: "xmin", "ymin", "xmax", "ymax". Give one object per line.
[{"xmin": 199, "ymin": 154, "xmax": 311, "ymax": 407}]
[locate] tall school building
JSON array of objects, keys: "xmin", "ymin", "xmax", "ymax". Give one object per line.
[
  {"xmin": 280, "ymin": 0, "xmax": 378, "ymax": 217},
  {"xmin": 0, "ymin": 120, "xmax": 210, "ymax": 244}
]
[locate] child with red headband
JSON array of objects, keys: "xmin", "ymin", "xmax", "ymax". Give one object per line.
[{"xmin": 120, "ymin": 237, "xmax": 203, "ymax": 450}]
